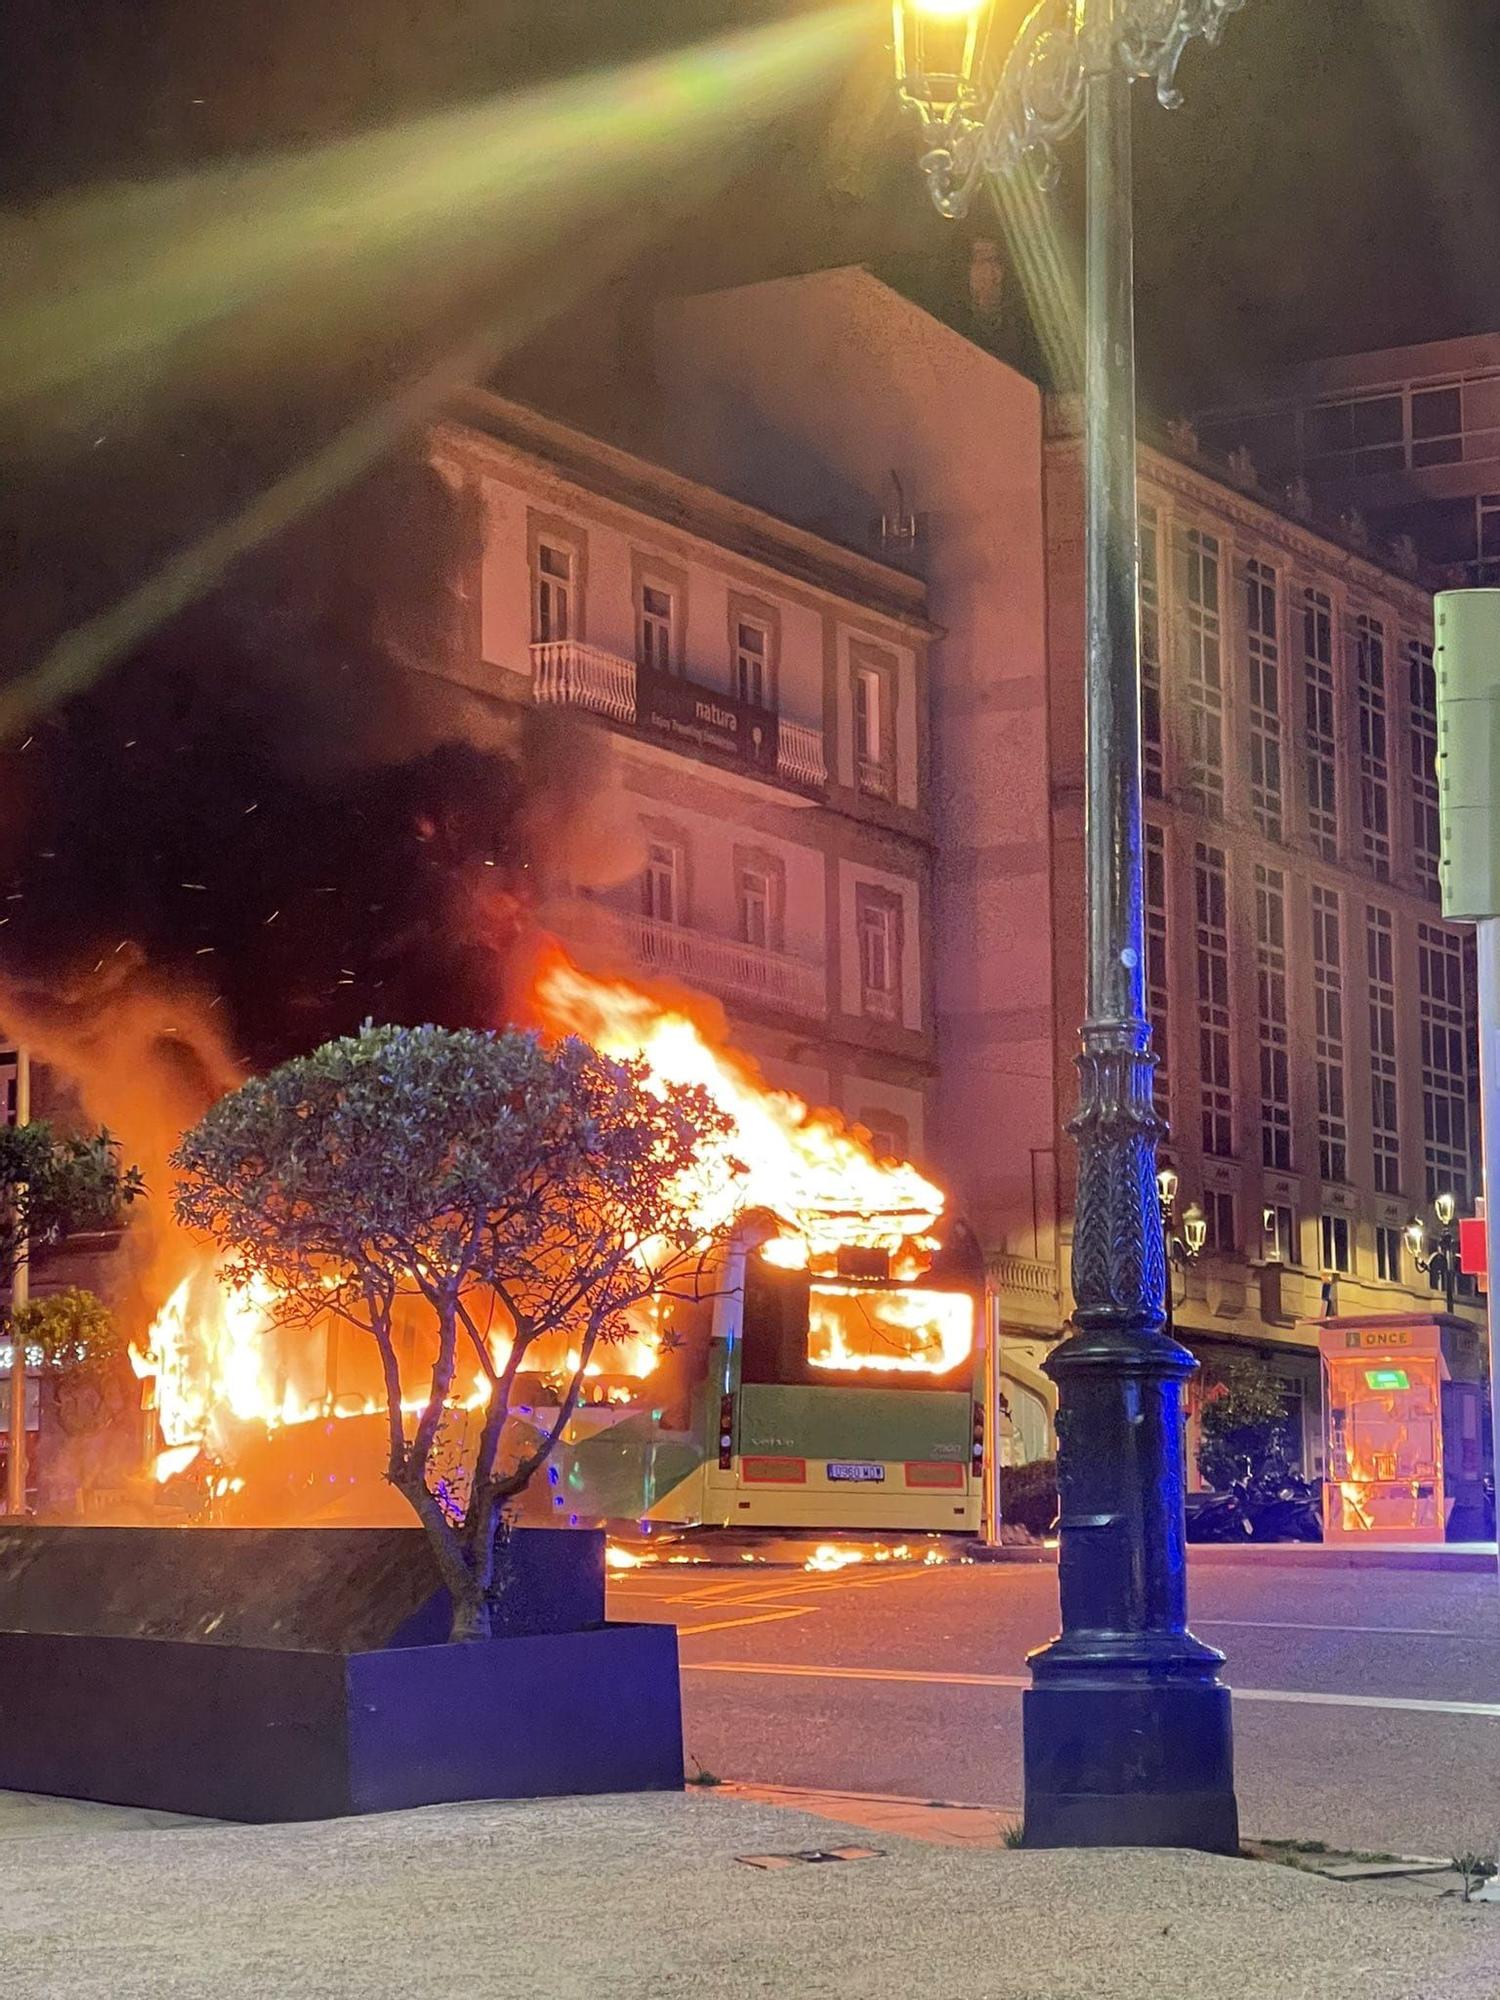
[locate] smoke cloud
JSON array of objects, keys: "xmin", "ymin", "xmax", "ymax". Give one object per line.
[{"xmin": 0, "ymin": 447, "xmax": 606, "ymax": 1301}]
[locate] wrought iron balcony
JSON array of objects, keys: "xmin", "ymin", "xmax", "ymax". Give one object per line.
[
  {"xmin": 530, "ymin": 642, "xmax": 826, "ymax": 792},
  {"xmin": 630, "ymin": 914, "xmax": 826, "ymax": 1019}
]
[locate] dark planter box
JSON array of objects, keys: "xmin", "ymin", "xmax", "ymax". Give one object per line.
[{"xmin": 0, "ymin": 1526, "xmax": 683, "ymax": 1821}]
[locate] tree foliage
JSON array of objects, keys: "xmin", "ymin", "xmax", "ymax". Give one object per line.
[
  {"xmin": 172, "ymin": 1021, "xmax": 739, "ymax": 1639},
  {"xmin": 1197, "ymin": 1356, "xmax": 1291, "ymax": 1493},
  {"xmin": 12, "ymin": 1287, "xmax": 122, "ymax": 1377},
  {"xmin": 0, "ymin": 1124, "xmax": 143, "ymax": 1292}
]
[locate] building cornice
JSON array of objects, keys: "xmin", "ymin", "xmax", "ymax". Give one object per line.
[
  {"xmin": 1045, "ymin": 425, "xmax": 1432, "ymax": 624},
  {"xmin": 439, "ymin": 393, "xmax": 938, "ymax": 639}
]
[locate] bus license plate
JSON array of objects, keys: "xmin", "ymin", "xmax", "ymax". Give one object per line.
[{"xmin": 827, "ymin": 1461, "xmax": 884, "ymax": 1483}]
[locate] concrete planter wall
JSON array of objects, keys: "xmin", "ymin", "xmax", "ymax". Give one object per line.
[{"xmin": 0, "ymin": 1525, "xmax": 683, "ymax": 1821}]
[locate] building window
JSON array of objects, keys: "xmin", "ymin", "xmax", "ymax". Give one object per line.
[
  {"xmin": 1145, "ymin": 823, "xmax": 1171, "ymax": 1117},
  {"xmin": 1243, "ymin": 558, "xmax": 1283, "ymax": 841},
  {"xmin": 1410, "ymin": 384, "xmax": 1463, "ymax": 468},
  {"xmin": 641, "ymin": 840, "xmax": 682, "ymax": 927},
  {"xmin": 1255, "ymin": 865, "xmax": 1292, "ymax": 1170},
  {"xmin": 856, "ymin": 886, "xmax": 902, "ymax": 1021},
  {"xmin": 638, "ymin": 583, "xmax": 675, "ymax": 674},
  {"xmin": 1408, "ymin": 639, "xmax": 1441, "ymax": 900},
  {"xmin": 0, "ymin": 1053, "xmax": 15, "ymax": 1127},
  {"xmin": 1481, "ymin": 494, "xmax": 1500, "ymax": 578},
  {"xmin": 533, "ymin": 542, "xmax": 575, "ymax": 643},
  {"xmin": 1304, "ymin": 589, "xmax": 1338, "ymax": 861},
  {"xmin": 1312, "ymin": 885, "xmax": 1348, "ymax": 1184},
  {"xmin": 1174, "ymin": 526, "xmax": 1224, "ymax": 815},
  {"xmin": 1263, "ymin": 1203, "xmax": 1296, "ymax": 1266},
  {"xmin": 737, "ymin": 865, "xmax": 772, "ymax": 950},
  {"xmin": 1203, "ymin": 1189, "xmax": 1237, "ymax": 1255},
  {"xmin": 1418, "ymin": 923, "xmax": 1472, "ymax": 1204},
  {"xmin": 1376, "ymin": 1225, "xmax": 1404, "ymax": 1283},
  {"xmin": 853, "ymin": 661, "xmax": 893, "ymax": 799},
  {"xmin": 1366, "ymin": 907, "xmax": 1401, "ymax": 1196},
  {"xmin": 1194, "ymin": 843, "xmax": 1233, "ymax": 1157},
  {"xmin": 1320, "ymin": 1212, "xmax": 1352, "ymax": 1275},
  {"xmin": 1305, "ymin": 394, "xmax": 1404, "ymax": 476},
  {"xmin": 1141, "ymin": 508, "xmax": 1164, "ymax": 799},
  {"xmin": 735, "ymin": 621, "xmax": 769, "ymax": 708},
  {"xmin": 1354, "ymin": 614, "xmax": 1390, "ymax": 880}
]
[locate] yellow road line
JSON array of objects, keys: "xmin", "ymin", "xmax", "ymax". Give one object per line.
[
  {"xmin": 625, "ymin": 1563, "xmax": 953, "ymax": 1614},
  {"xmin": 673, "ymin": 1607, "xmax": 821, "ymax": 1637},
  {"xmin": 687, "ymin": 1660, "xmax": 1026, "ymax": 1688}
]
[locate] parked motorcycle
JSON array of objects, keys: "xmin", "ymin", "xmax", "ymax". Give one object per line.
[
  {"xmin": 1186, "ymin": 1466, "xmax": 1322, "ymax": 1543},
  {"xmin": 1243, "ymin": 1468, "xmax": 1322, "ymax": 1542}
]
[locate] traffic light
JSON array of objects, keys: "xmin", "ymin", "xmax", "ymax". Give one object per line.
[{"xmin": 1435, "ymin": 588, "xmax": 1500, "ymax": 921}]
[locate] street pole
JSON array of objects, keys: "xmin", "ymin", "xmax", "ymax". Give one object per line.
[
  {"xmin": 1021, "ymin": 49, "xmax": 1235, "ymax": 1853},
  {"xmin": 892, "ymin": 0, "xmax": 1242, "ymax": 1850},
  {"xmin": 6, "ymin": 1047, "xmax": 30, "ymax": 1516}
]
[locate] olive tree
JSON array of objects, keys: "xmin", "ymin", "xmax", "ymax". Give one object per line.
[{"xmin": 172, "ymin": 1022, "xmax": 737, "ymax": 1639}]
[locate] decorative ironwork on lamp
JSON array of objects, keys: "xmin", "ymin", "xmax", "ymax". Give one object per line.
[
  {"xmin": 1406, "ymin": 1193, "xmax": 1460, "ymax": 1314},
  {"xmin": 1156, "ymin": 1166, "xmax": 1206, "ymax": 1336},
  {"xmin": 893, "ymin": 0, "xmax": 1246, "ymax": 214}
]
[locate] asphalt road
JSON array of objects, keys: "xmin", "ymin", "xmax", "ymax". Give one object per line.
[{"xmin": 608, "ymin": 1553, "xmax": 1500, "ymax": 1856}]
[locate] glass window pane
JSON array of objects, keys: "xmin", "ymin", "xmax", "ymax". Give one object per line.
[
  {"xmin": 1350, "ymin": 395, "xmax": 1402, "ymax": 447},
  {"xmin": 1411, "ymin": 386, "xmax": 1462, "ymax": 439}
]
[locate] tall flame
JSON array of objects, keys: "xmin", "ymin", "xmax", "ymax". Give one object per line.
[
  {"xmin": 136, "ymin": 943, "xmax": 963, "ymax": 1491},
  {"xmin": 531, "ymin": 947, "xmax": 944, "ymax": 1252}
]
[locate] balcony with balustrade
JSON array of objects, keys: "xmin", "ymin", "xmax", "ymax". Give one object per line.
[
  {"xmin": 627, "ymin": 913, "xmax": 826, "ymax": 1020},
  {"xmin": 531, "ymin": 641, "xmax": 827, "ymax": 794}
]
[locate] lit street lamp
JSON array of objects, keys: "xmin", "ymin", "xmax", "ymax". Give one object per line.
[
  {"xmin": 1156, "ymin": 1166, "xmax": 1206, "ymax": 1340},
  {"xmin": 891, "ymin": 0, "xmax": 1242, "ymax": 1850},
  {"xmin": 1406, "ymin": 1192, "xmax": 1460, "ymax": 1316}
]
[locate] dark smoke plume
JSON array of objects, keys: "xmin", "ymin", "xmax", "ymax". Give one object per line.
[{"xmin": 0, "ymin": 448, "xmax": 594, "ymax": 1076}]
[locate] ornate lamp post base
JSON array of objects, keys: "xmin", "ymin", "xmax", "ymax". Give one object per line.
[
  {"xmin": 1023, "ymin": 1679, "xmax": 1237, "ymax": 1851},
  {"xmin": 1024, "ymin": 1024, "xmax": 1237, "ymax": 1852},
  {"xmin": 1023, "ymin": 1326, "xmax": 1236, "ymax": 1851}
]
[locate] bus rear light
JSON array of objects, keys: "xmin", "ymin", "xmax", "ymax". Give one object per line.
[
  {"xmin": 905, "ymin": 1461, "xmax": 965, "ymax": 1490},
  {"xmin": 971, "ymin": 1401, "xmax": 984, "ymax": 1474},
  {"xmin": 718, "ymin": 1393, "xmax": 735, "ymax": 1470},
  {"xmin": 741, "ymin": 1456, "xmax": 807, "ymax": 1484}
]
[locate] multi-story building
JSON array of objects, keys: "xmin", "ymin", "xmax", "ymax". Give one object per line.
[
  {"xmin": 1194, "ymin": 332, "xmax": 1500, "ymax": 586},
  {"xmin": 645, "ymin": 267, "xmax": 1486, "ymax": 1475},
  {"xmin": 433, "ymin": 391, "xmax": 939, "ymax": 1160},
  {"xmin": 1045, "ymin": 405, "xmax": 1483, "ymax": 1472}
]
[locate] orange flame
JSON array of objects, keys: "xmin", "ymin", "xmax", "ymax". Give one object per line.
[
  {"xmin": 136, "ymin": 943, "xmax": 967, "ymax": 1488},
  {"xmin": 531, "ymin": 947, "xmax": 945, "ymax": 1255}
]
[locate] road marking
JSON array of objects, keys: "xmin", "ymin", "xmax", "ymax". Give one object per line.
[
  {"xmin": 675, "ymin": 1608, "xmax": 820, "ymax": 1637},
  {"xmin": 683, "ymin": 1659, "xmax": 1500, "ymax": 1719},
  {"xmin": 1195, "ymin": 1620, "xmax": 1467, "ymax": 1639},
  {"xmin": 623, "ymin": 1565, "xmax": 950, "ymax": 1615}
]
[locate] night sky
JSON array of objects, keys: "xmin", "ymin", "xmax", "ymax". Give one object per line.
[{"xmin": 4, "ymin": 0, "xmax": 1499, "ymax": 742}]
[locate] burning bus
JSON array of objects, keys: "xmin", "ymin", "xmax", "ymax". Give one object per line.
[{"xmin": 130, "ymin": 944, "xmax": 985, "ymax": 1537}]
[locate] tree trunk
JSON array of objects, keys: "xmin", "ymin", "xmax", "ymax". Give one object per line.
[
  {"xmin": 447, "ymin": 1582, "xmax": 493, "ymax": 1643},
  {"xmin": 393, "ymin": 1474, "xmax": 492, "ymax": 1644}
]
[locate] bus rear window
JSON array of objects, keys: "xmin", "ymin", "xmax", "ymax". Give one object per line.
[{"xmin": 741, "ymin": 1260, "xmax": 973, "ymax": 1389}]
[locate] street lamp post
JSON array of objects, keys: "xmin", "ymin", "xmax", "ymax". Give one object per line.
[
  {"xmin": 892, "ymin": 0, "xmax": 1241, "ymax": 1850},
  {"xmin": 1406, "ymin": 1193, "xmax": 1460, "ymax": 1316},
  {"xmin": 1156, "ymin": 1165, "xmax": 1206, "ymax": 1339}
]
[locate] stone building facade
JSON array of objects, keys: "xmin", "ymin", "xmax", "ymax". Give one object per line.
[
  {"xmin": 644, "ymin": 267, "xmax": 1486, "ymax": 1473},
  {"xmin": 432, "ymin": 392, "xmax": 940, "ymax": 1159}
]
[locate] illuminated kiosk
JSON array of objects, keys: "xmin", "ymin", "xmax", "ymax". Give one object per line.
[{"xmin": 1315, "ymin": 1313, "xmax": 1487, "ymax": 1544}]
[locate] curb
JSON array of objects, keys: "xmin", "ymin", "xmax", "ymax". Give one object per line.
[
  {"xmin": 962, "ymin": 1541, "xmax": 1497, "ymax": 1572},
  {"xmin": 1187, "ymin": 1541, "xmax": 1497, "ymax": 1573}
]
